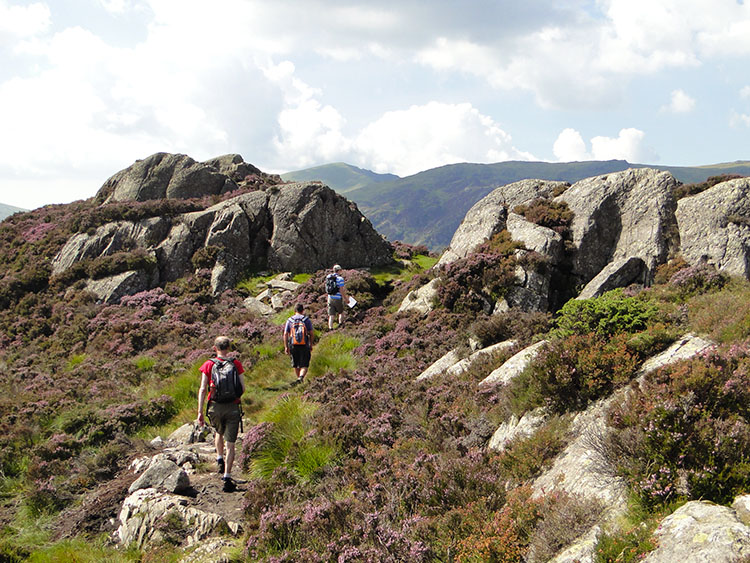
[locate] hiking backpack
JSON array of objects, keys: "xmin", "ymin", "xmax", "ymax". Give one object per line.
[
  {"xmin": 210, "ymin": 358, "xmax": 242, "ymax": 403},
  {"xmin": 325, "ymin": 273, "xmax": 339, "ymax": 295},
  {"xmin": 290, "ymin": 315, "xmax": 309, "ymax": 346}
]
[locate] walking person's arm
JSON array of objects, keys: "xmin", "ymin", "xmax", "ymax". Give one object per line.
[{"xmin": 197, "ymin": 372, "xmax": 208, "ymax": 425}]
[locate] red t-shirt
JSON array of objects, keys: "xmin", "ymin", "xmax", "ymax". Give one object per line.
[{"xmin": 200, "ymin": 357, "xmax": 244, "ymax": 404}]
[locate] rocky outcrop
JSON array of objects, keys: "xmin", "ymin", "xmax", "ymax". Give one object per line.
[
  {"xmin": 676, "ymin": 177, "xmax": 750, "ymax": 278},
  {"xmin": 85, "ymin": 270, "xmax": 155, "ymax": 304},
  {"xmin": 488, "ymin": 407, "xmax": 548, "ymax": 452},
  {"xmin": 437, "ymin": 179, "xmax": 569, "ymax": 266},
  {"xmin": 642, "ymin": 501, "xmax": 750, "ymax": 562},
  {"xmin": 576, "ymin": 257, "xmax": 647, "ymax": 300},
  {"xmin": 53, "ymin": 161, "xmax": 393, "ymax": 299},
  {"xmin": 480, "ymin": 339, "xmax": 548, "ymax": 387},
  {"xmin": 506, "ymin": 213, "xmax": 564, "ymax": 264},
  {"xmin": 128, "ymin": 458, "xmax": 190, "ymax": 495},
  {"xmin": 557, "ymin": 168, "xmax": 679, "ymax": 283},
  {"xmin": 398, "ymin": 278, "xmax": 440, "ymax": 315},
  {"xmin": 99, "ymin": 153, "xmax": 236, "ymax": 204},
  {"xmin": 117, "ymin": 488, "xmax": 241, "ymax": 548},
  {"xmin": 116, "ymin": 423, "xmax": 242, "ymax": 551}
]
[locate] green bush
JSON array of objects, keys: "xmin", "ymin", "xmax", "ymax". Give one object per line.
[{"xmin": 554, "ymin": 289, "xmax": 661, "ymax": 339}]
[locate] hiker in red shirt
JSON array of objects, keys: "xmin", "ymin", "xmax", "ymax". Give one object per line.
[{"xmin": 197, "ymin": 336, "xmax": 245, "ymax": 492}]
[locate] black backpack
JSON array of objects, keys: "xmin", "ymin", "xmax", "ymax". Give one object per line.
[
  {"xmin": 210, "ymin": 358, "xmax": 242, "ymax": 403},
  {"xmin": 325, "ymin": 273, "xmax": 339, "ymax": 295}
]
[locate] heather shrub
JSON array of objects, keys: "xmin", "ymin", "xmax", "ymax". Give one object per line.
[
  {"xmin": 512, "ymin": 198, "xmax": 574, "ymax": 237},
  {"xmin": 672, "ymin": 174, "xmax": 744, "ymax": 200},
  {"xmin": 454, "ymin": 486, "xmax": 542, "ymax": 563},
  {"xmin": 605, "ymin": 344, "xmax": 750, "ymax": 507},
  {"xmin": 528, "ymin": 491, "xmax": 603, "ymax": 563},
  {"xmin": 497, "ymin": 415, "xmax": 572, "ymax": 483},
  {"xmin": 524, "ymin": 333, "xmax": 639, "ymax": 414},
  {"xmin": 470, "ymin": 310, "xmax": 552, "ymax": 348},
  {"xmin": 666, "ymin": 261, "xmax": 727, "ymax": 301},
  {"xmin": 554, "ymin": 289, "xmax": 662, "ymax": 339},
  {"xmin": 653, "ymin": 255, "xmax": 690, "ymax": 285}
]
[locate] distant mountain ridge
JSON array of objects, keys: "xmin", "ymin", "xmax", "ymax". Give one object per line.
[
  {"xmin": 283, "ymin": 159, "xmax": 750, "ymax": 250},
  {"xmin": 0, "ymin": 203, "xmax": 27, "ymax": 221},
  {"xmin": 281, "ymin": 162, "xmax": 399, "ymax": 193}
]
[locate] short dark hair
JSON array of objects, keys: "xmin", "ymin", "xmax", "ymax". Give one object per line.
[
  {"xmin": 214, "ymin": 336, "xmax": 231, "ymax": 351},
  {"xmin": 295, "ymin": 303, "xmax": 304, "ymax": 313}
]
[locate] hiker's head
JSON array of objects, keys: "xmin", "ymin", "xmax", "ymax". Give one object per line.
[
  {"xmin": 333, "ymin": 264, "xmax": 341, "ymax": 273},
  {"xmin": 214, "ymin": 336, "xmax": 231, "ymax": 352},
  {"xmin": 295, "ymin": 303, "xmax": 304, "ymax": 313}
]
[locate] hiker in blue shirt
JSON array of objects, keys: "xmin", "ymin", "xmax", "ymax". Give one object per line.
[
  {"xmin": 283, "ymin": 303, "xmax": 314, "ymax": 385},
  {"xmin": 325, "ymin": 264, "xmax": 347, "ymax": 330}
]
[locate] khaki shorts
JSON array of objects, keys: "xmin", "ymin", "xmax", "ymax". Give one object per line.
[
  {"xmin": 327, "ymin": 296, "xmax": 344, "ymax": 316},
  {"xmin": 207, "ymin": 401, "xmax": 241, "ymax": 443}
]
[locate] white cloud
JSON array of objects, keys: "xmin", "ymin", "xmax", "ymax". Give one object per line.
[
  {"xmin": 591, "ymin": 128, "xmax": 657, "ymax": 162},
  {"xmin": 353, "ymin": 102, "xmax": 534, "ymax": 176},
  {"xmin": 730, "ymin": 111, "xmax": 750, "ymax": 128},
  {"xmin": 0, "ymin": 1, "xmax": 50, "ymax": 39},
  {"xmin": 661, "ymin": 89, "xmax": 696, "ymax": 113},
  {"xmin": 741, "ymin": 86, "xmax": 750, "ymax": 99},
  {"xmin": 553, "ymin": 128, "xmax": 590, "ymax": 161},
  {"xmin": 553, "ymin": 127, "xmax": 657, "ymax": 163}
]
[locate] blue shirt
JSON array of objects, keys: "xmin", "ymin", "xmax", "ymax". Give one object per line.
[{"xmin": 329, "ymin": 274, "xmax": 345, "ymax": 300}]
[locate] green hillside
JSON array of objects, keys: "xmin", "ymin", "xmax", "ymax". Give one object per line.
[
  {"xmin": 0, "ymin": 203, "xmax": 27, "ymax": 222},
  {"xmin": 286, "ymin": 160, "xmax": 750, "ymax": 250},
  {"xmin": 281, "ymin": 162, "xmax": 399, "ymax": 194}
]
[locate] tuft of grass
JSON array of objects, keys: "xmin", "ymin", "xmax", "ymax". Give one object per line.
[
  {"xmin": 133, "ymin": 356, "xmax": 156, "ymax": 372},
  {"xmin": 65, "ymin": 354, "xmax": 86, "ymax": 371},
  {"xmin": 308, "ymin": 333, "xmax": 359, "ymax": 378},
  {"xmin": 249, "ymin": 395, "xmax": 337, "ymax": 482}
]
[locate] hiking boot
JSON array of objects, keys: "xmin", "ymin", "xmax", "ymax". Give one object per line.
[
  {"xmin": 217, "ymin": 458, "xmax": 225, "ymax": 474},
  {"xmin": 222, "ymin": 476, "xmax": 236, "ymax": 492}
]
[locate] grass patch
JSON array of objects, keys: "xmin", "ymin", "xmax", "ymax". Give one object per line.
[
  {"xmin": 26, "ymin": 536, "xmax": 142, "ymax": 563},
  {"xmin": 686, "ymin": 278, "xmax": 750, "ymax": 343},
  {"xmin": 65, "ymin": 354, "xmax": 86, "ymax": 371},
  {"xmin": 247, "ymin": 395, "xmax": 337, "ymax": 483},
  {"xmin": 236, "ymin": 272, "xmax": 277, "ymax": 296},
  {"xmin": 308, "ymin": 333, "xmax": 359, "ymax": 378},
  {"xmin": 371, "ymin": 254, "xmax": 436, "ymax": 287}
]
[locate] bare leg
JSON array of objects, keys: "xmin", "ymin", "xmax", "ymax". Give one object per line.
[
  {"xmin": 215, "ymin": 432, "xmax": 225, "ymax": 460},
  {"xmin": 225, "ymin": 442, "xmax": 236, "ymax": 476}
]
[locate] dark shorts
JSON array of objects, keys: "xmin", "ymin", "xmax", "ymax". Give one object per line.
[
  {"xmin": 207, "ymin": 401, "xmax": 241, "ymax": 443},
  {"xmin": 327, "ymin": 296, "xmax": 344, "ymax": 316},
  {"xmin": 290, "ymin": 345, "xmax": 311, "ymax": 368}
]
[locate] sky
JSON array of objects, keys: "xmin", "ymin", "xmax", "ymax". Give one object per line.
[{"xmin": 1, "ymin": 0, "xmax": 749, "ymax": 210}]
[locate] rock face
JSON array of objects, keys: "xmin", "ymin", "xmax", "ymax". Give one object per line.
[
  {"xmin": 435, "ymin": 168, "xmax": 750, "ymax": 315},
  {"xmin": 437, "ymin": 179, "xmax": 568, "ymax": 267},
  {"xmin": 642, "ymin": 501, "xmax": 750, "ymax": 562},
  {"xmin": 99, "ymin": 153, "xmax": 236, "ymax": 203},
  {"xmin": 576, "ymin": 257, "xmax": 647, "ymax": 300},
  {"xmin": 398, "ymin": 278, "xmax": 440, "ymax": 315},
  {"xmin": 53, "ymin": 156, "xmax": 393, "ymax": 300},
  {"xmin": 558, "ymin": 168, "xmax": 679, "ymax": 283},
  {"xmin": 676, "ymin": 177, "xmax": 750, "ymax": 278}
]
